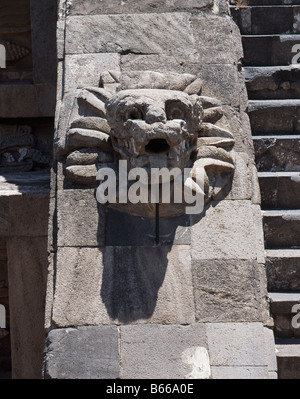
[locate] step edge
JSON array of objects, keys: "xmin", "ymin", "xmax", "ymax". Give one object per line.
[{"xmin": 266, "ymin": 248, "xmax": 300, "ymax": 257}]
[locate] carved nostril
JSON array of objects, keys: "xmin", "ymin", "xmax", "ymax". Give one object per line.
[{"xmin": 145, "ymin": 139, "xmax": 170, "ymax": 154}]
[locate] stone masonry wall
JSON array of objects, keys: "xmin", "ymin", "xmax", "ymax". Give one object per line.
[{"xmin": 43, "ymin": 0, "xmax": 277, "ymax": 379}]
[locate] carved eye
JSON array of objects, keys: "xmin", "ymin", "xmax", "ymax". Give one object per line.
[
  {"xmin": 166, "ymin": 101, "xmax": 187, "ymax": 121},
  {"xmin": 125, "ymin": 107, "xmax": 144, "ymax": 121}
]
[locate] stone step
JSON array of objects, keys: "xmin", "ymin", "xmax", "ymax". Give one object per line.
[
  {"xmin": 262, "ymin": 210, "xmax": 300, "ymax": 248},
  {"xmin": 242, "ymin": 34, "xmax": 300, "ymax": 66},
  {"xmin": 236, "ymin": 0, "xmax": 300, "ymax": 6},
  {"xmin": 269, "ymin": 292, "xmax": 300, "ymax": 338},
  {"xmin": 232, "ymin": 6, "xmax": 300, "ymax": 35},
  {"xmin": 259, "ymin": 172, "xmax": 300, "ymax": 209},
  {"xmin": 266, "ymin": 249, "xmax": 300, "ymax": 292},
  {"xmin": 244, "ymin": 66, "xmax": 300, "ymax": 100},
  {"xmin": 248, "ymin": 100, "xmax": 300, "ymax": 135},
  {"xmin": 276, "ymin": 342, "xmax": 300, "ymax": 379},
  {"xmin": 253, "ymin": 136, "xmax": 300, "ymax": 172}
]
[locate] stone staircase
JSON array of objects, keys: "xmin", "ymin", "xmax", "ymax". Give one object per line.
[{"xmin": 231, "ymin": 0, "xmax": 300, "ymax": 379}]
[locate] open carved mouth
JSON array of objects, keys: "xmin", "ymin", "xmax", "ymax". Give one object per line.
[{"xmin": 145, "ymin": 139, "xmax": 170, "ymax": 154}]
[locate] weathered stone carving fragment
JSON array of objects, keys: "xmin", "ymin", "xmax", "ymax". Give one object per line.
[
  {"xmin": 0, "ymin": 40, "xmax": 30, "ymax": 62},
  {"xmin": 59, "ymin": 71, "xmax": 236, "ymax": 217},
  {"xmin": 0, "ymin": 125, "xmax": 49, "ymax": 172}
]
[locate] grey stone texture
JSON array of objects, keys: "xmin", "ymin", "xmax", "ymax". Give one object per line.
[
  {"xmin": 52, "ymin": 245, "xmax": 195, "ymax": 327},
  {"xmin": 254, "ymin": 136, "xmax": 300, "ymax": 172},
  {"xmin": 57, "ymin": 189, "xmax": 105, "ymax": 247},
  {"xmin": 211, "ymin": 366, "xmax": 269, "ymax": 379},
  {"xmin": 7, "ymin": 236, "xmax": 48, "ymax": 379},
  {"xmin": 245, "ymin": 66, "xmax": 300, "ymax": 100},
  {"xmin": 192, "ymin": 259, "xmax": 267, "ymax": 323},
  {"xmin": 269, "ymin": 292, "xmax": 300, "ymax": 338},
  {"xmin": 69, "ymin": 0, "xmax": 215, "ymax": 15},
  {"xmin": 43, "ymin": 326, "xmax": 119, "ymax": 379},
  {"xmin": 65, "ymin": 13, "xmax": 196, "ymax": 56},
  {"xmin": 191, "ymin": 200, "xmax": 263, "ymax": 261},
  {"xmin": 52, "ymin": 247, "xmax": 109, "ymax": 327},
  {"xmin": 9, "ymin": 194, "xmax": 49, "ymax": 237},
  {"xmin": 120, "ymin": 324, "xmax": 208, "ymax": 379},
  {"xmin": 266, "ymin": 249, "xmax": 300, "ymax": 291},
  {"xmin": 105, "ymin": 209, "xmax": 191, "ymax": 246},
  {"xmin": 43, "ymin": 322, "xmax": 277, "ymax": 379},
  {"xmin": 206, "ymin": 323, "xmax": 273, "ymax": 368},
  {"xmin": 64, "ymin": 53, "xmax": 120, "ymax": 93}
]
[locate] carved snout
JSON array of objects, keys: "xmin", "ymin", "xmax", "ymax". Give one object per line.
[{"xmin": 144, "ymin": 106, "xmax": 167, "ymax": 125}]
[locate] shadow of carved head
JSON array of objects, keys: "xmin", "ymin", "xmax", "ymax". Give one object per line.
[{"xmin": 59, "ymin": 71, "xmax": 236, "ymax": 217}]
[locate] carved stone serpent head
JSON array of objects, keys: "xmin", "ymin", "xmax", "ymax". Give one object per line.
[
  {"xmin": 106, "ymin": 89, "xmax": 203, "ymax": 175},
  {"xmin": 59, "ymin": 71, "xmax": 236, "ymax": 217}
]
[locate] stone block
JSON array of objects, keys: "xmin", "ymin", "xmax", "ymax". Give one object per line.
[
  {"xmin": 44, "ymin": 252, "xmax": 55, "ymax": 331},
  {"xmin": 190, "ymin": 200, "xmax": 258, "ymax": 261},
  {"xmin": 221, "ymin": 106, "xmax": 255, "ymax": 157},
  {"xmin": 52, "ymin": 247, "xmax": 110, "ymax": 327},
  {"xmin": 259, "ymin": 172, "xmax": 300, "ymax": 210},
  {"xmin": 263, "ymin": 210, "xmax": 300, "ymax": 248},
  {"xmin": 264, "ymin": 326, "xmax": 278, "ymax": 372},
  {"xmin": 224, "ymin": 152, "xmax": 253, "ymax": 201},
  {"xmin": 121, "ymin": 58, "xmax": 249, "ymax": 111},
  {"xmin": 105, "ymin": 209, "xmax": 191, "ymax": 246},
  {"xmin": 120, "ymin": 53, "xmax": 198, "ymax": 76},
  {"xmin": 43, "ymin": 326, "xmax": 119, "ymax": 379},
  {"xmin": 7, "ymin": 236, "xmax": 48, "ymax": 379},
  {"xmin": 245, "ymin": 66, "xmax": 300, "ymax": 100},
  {"xmin": 248, "ymin": 100, "xmax": 300, "ymax": 135},
  {"xmin": 206, "ymin": 322, "xmax": 269, "ymax": 367},
  {"xmin": 251, "ymin": 204, "xmax": 266, "ymax": 264},
  {"xmin": 266, "ymin": 249, "xmax": 300, "ymax": 291},
  {"xmin": 269, "ymin": 371, "xmax": 278, "ymax": 379},
  {"xmin": 191, "ymin": 13, "xmax": 243, "ymax": 66},
  {"xmin": 102, "ymin": 245, "xmax": 195, "ymax": 324},
  {"xmin": 254, "ymin": 136, "xmax": 300, "ymax": 172},
  {"xmin": 65, "ymin": 13, "xmax": 195, "ymax": 56},
  {"xmin": 64, "ymin": 53, "xmax": 120, "ymax": 93},
  {"xmin": 68, "ymin": 0, "xmax": 214, "ymax": 15},
  {"xmin": 120, "ymin": 324, "xmax": 209, "ymax": 379},
  {"xmin": 192, "ymin": 259, "xmax": 265, "ymax": 323},
  {"xmin": 211, "ymin": 366, "xmax": 269, "ymax": 379},
  {"xmin": 198, "ymin": 64, "xmax": 247, "ymax": 109},
  {"xmin": 57, "ymin": 189, "xmax": 105, "ymax": 247},
  {"xmin": 9, "ymin": 194, "xmax": 49, "ymax": 237},
  {"xmin": 52, "ymin": 245, "xmax": 195, "ymax": 327}
]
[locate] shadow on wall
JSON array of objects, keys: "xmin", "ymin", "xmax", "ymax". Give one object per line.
[
  {"xmin": 96, "ymin": 156, "xmax": 234, "ymax": 322},
  {"xmin": 98, "ymin": 204, "xmax": 206, "ymax": 324}
]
